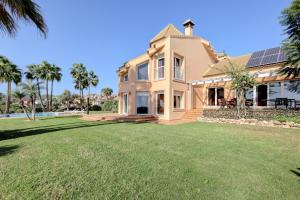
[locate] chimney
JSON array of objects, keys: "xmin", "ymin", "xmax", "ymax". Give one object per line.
[{"xmin": 183, "ymin": 19, "xmax": 195, "ymax": 36}]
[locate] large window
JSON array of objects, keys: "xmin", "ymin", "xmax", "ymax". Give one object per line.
[
  {"xmin": 174, "ymin": 57, "xmax": 183, "ymax": 80},
  {"xmin": 268, "ymin": 82, "xmax": 281, "ymax": 106},
  {"xmin": 173, "ymin": 91, "xmax": 183, "ymax": 109},
  {"xmin": 156, "ymin": 57, "xmax": 165, "ymax": 80},
  {"xmin": 245, "ymin": 88, "xmax": 253, "ymax": 100},
  {"xmin": 137, "ymin": 62, "xmax": 149, "ymax": 80},
  {"xmin": 136, "ymin": 92, "xmax": 150, "ymax": 114},
  {"xmin": 283, "ymin": 80, "xmax": 300, "ymax": 100},
  {"xmin": 208, "ymin": 87, "xmax": 224, "ymax": 106}
]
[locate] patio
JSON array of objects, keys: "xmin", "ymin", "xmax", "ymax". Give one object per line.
[{"xmin": 205, "ymin": 80, "xmax": 300, "ymax": 110}]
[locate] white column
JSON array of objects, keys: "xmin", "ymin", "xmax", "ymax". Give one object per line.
[
  {"xmin": 267, "ymin": 83, "xmax": 270, "ymax": 107},
  {"xmin": 253, "ymin": 86, "xmax": 257, "ymax": 107},
  {"xmin": 215, "ymin": 88, "xmax": 218, "ymax": 106}
]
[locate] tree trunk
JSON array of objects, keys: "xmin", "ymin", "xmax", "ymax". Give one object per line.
[
  {"xmin": 5, "ymin": 81, "xmax": 11, "ymax": 114},
  {"xmin": 236, "ymin": 89, "xmax": 241, "ymax": 119},
  {"xmin": 32, "ymin": 95, "xmax": 36, "ymax": 121},
  {"xmin": 66, "ymin": 101, "xmax": 70, "ymax": 111},
  {"xmin": 36, "ymin": 78, "xmax": 46, "ymax": 112},
  {"xmin": 80, "ymin": 88, "xmax": 84, "ymax": 110},
  {"xmin": 21, "ymin": 105, "xmax": 32, "ymax": 121},
  {"xmin": 46, "ymin": 79, "xmax": 49, "ymax": 111},
  {"xmin": 87, "ymin": 86, "xmax": 90, "ymax": 115},
  {"xmin": 50, "ymin": 79, "xmax": 54, "ymax": 111}
]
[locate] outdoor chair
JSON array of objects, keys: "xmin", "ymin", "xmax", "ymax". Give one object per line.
[
  {"xmin": 295, "ymin": 100, "xmax": 300, "ymax": 109},
  {"xmin": 275, "ymin": 98, "xmax": 288, "ymax": 109},
  {"xmin": 217, "ymin": 98, "xmax": 227, "ymax": 108},
  {"xmin": 227, "ymin": 98, "xmax": 236, "ymax": 108},
  {"xmin": 245, "ymin": 99, "xmax": 253, "ymax": 107}
]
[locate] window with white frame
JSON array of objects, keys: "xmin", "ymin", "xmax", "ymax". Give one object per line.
[
  {"xmin": 136, "ymin": 92, "xmax": 150, "ymax": 114},
  {"xmin": 137, "ymin": 62, "xmax": 149, "ymax": 80},
  {"xmin": 174, "ymin": 56, "xmax": 183, "ymax": 80},
  {"xmin": 173, "ymin": 91, "xmax": 183, "ymax": 109},
  {"xmin": 122, "ymin": 73, "xmax": 128, "ymax": 82},
  {"xmin": 156, "ymin": 56, "xmax": 165, "ymax": 80}
]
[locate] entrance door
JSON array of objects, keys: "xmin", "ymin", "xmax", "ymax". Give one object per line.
[
  {"xmin": 122, "ymin": 93, "xmax": 128, "ymax": 114},
  {"xmin": 193, "ymin": 86, "xmax": 204, "ymax": 108},
  {"xmin": 156, "ymin": 93, "xmax": 164, "ymax": 115},
  {"xmin": 257, "ymin": 85, "xmax": 267, "ymax": 106},
  {"xmin": 208, "ymin": 88, "xmax": 216, "ymax": 106}
]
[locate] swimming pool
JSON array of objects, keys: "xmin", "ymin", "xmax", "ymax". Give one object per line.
[{"xmin": 0, "ymin": 112, "xmax": 59, "ymax": 118}]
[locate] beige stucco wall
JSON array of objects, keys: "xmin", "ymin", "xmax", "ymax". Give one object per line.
[{"xmin": 118, "ymin": 35, "xmax": 216, "ymax": 120}]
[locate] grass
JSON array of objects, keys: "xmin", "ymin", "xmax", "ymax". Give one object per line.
[
  {"xmin": 0, "ymin": 117, "xmax": 299, "ymax": 199},
  {"xmin": 274, "ymin": 115, "xmax": 300, "ymax": 124}
]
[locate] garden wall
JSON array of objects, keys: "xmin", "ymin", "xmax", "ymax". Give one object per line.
[{"xmin": 203, "ymin": 108, "xmax": 300, "ymax": 120}]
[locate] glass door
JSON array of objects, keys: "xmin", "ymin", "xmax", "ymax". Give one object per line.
[
  {"xmin": 122, "ymin": 93, "xmax": 128, "ymax": 114},
  {"xmin": 136, "ymin": 92, "xmax": 150, "ymax": 115},
  {"xmin": 156, "ymin": 93, "xmax": 164, "ymax": 115},
  {"xmin": 257, "ymin": 84, "xmax": 268, "ymax": 106}
]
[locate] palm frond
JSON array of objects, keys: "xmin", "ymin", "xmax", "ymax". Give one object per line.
[{"xmin": 0, "ymin": 0, "xmax": 47, "ymax": 37}]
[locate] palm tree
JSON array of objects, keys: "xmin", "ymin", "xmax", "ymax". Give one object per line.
[
  {"xmin": 20, "ymin": 81, "xmax": 39, "ymax": 121},
  {"xmin": 0, "ymin": 0, "xmax": 47, "ymax": 37},
  {"xmin": 279, "ymin": 0, "xmax": 300, "ymax": 78},
  {"xmin": 0, "ymin": 92, "xmax": 4, "ymax": 113},
  {"xmin": 25, "ymin": 64, "xmax": 46, "ymax": 111},
  {"xmin": 101, "ymin": 88, "xmax": 113, "ymax": 100},
  {"xmin": 13, "ymin": 89, "xmax": 32, "ymax": 120},
  {"xmin": 49, "ymin": 65, "xmax": 62, "ymax": 111},
  {"xmin": 40, "ymin": 61, "xmax": 52, "ymax": 111},
  {"xmin": 70, "ymin": 64, "xmax": 88, "ymax": 110},
  {"xmin": 86, "ymin": 70, "xmax": 99, "ymax": 114},
  {"xmin": 0, "ymin": 56, "xmax": 22, "ymax": 114}
]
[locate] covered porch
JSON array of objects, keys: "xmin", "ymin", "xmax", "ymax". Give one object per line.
[{"xmin": 191, "ymin": 79, "xmax": 300, "ymax": 110}]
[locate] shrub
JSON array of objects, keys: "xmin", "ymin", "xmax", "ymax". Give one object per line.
[
  {"xmin": 90, "ymin": 105, "xmax": 101, "ymax": 111},
  {"xmin": 101, "ymin": 100, "xmax": 118, "ymax": 112}
]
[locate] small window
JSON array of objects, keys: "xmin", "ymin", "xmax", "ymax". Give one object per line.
[
  {"xmin": 137, "ymin": 62, "xmax": 149, "ymax": 80},
  {"xmin": 122, "ymin": 73, "xmax": 128, "ymax": 82},
  {"xmin": 173, "ymin": 91, "xmax": 183, "ymax": 109},
  {"xmin": 156, "ymin": 57, "xmax": 165, "ymax": 80},
  {"xmin": 174, "ymin": 57, "xmax": 183, "ymax": 80}
]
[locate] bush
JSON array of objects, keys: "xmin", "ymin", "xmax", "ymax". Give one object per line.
[
  {"xmin": 112, "ymin": 100, "xmax": 118, "ymax": 113},
  {"xmin": 10, "ymin": 104, "xmax": 22, "ymax": 114},
  {"xmin": 101, "ymin": 100, "xmax": 118, "ymax": 112},
  {"xmin": 90, "ymin": 105, "xmax": 101, "ymax": 111}
]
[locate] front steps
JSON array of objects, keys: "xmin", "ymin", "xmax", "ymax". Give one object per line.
[
  {"xmin": 81, "ymin": 114, "xmax": 157, "ymax": 123},
  {"xmin": 182, "ymin": 108, "xmax": 203, "ymax": 121}
]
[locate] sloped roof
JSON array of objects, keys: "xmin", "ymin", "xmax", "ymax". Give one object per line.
[
  {"xmin": 150, "ymin": 24, "xmax": 183, "ymax": 44},
  {"xmin": 203, "ymin": 54, "xmax": 252, "ymax": 77}
]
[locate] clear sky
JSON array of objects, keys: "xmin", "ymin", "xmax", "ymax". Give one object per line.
[{"xmin": 0, "ymin": 0, "xmax": 292, "ymax": 95}]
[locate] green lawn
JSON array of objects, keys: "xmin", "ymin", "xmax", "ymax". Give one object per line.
[{"xmin": 0, "ymin": 117, "xmax": 299, "ymax": 200}]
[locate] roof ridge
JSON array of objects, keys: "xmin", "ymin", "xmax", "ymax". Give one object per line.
[{"xmin": 150, "ymin": 24, "xmax": 183, "ymax": 44}]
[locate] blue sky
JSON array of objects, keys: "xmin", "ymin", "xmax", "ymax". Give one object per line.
[{"xmin": 0, "ymin": 0, "xmax": 291, "ymax": 95}]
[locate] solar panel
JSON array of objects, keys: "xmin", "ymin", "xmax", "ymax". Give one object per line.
[
  {"xmin": 261, "ymin": 54, "xmax": 279, "ymax": 65},
  {"xmin": 278, "ymin": 52, "xmax": 287, "ymax": 62},
  {"xmin": 251, "ymin": 50, "xmax": 265, "ymax": 59},
  {"xmin": 246, "ymin": 46, "xmax": 287, "ymax": 68},
  {"xmin": 246, "ymin": 57, "xmax": 262, "ymax": 67},
  {"xmin": 264, "ymin": 47, "xmax": 280, "ymax": 56}
]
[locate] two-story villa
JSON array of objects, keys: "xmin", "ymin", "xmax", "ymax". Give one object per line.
[{"xmin": 117, "ymin": 19, "xmax": 300, "ymax": 121}]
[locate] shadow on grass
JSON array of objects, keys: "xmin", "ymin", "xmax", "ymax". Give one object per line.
[
  {"xmin": 0, "ymin": 145, "xmax": 20, "ymax": 156},
  {"xmin": 0, "ymin": 120, "xmax": 149, "ymax": 141},
  {"xmin": 290, "ymin": 168, "xmax": 300, "ymax": 177}
]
